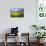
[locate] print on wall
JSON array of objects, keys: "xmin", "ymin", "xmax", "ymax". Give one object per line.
[
  {"xmin": 10, "ymin": 8, "xmax": 24, "ymax": 17},
  {"xmin": 37, "ymin": 0, "xmax": 46, "ymax": 18}
]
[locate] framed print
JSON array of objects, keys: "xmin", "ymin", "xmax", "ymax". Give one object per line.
[
  {"xmin": 37, "ymin": 0, "xmax": 46, "ymax": 18},
  {"xmin": 10, "ymin": 8, "xmax": 24, "ymax": 17},
  {"xmin": 36, "ymin": 0, "xmax": 46, "ymax": 27}
]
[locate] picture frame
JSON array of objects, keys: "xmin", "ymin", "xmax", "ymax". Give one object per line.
[
  {"xmin": 37, "ymin": 0, "xmax": 46, "ymax": 18},
  {"xmin": 10, "ymin": 8, "xmax": 24, "ymax": 17}
]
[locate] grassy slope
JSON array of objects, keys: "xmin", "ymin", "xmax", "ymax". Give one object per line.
[{"xmin": 11, "ymin": 11, "xmax": 24, "ymax": 17}]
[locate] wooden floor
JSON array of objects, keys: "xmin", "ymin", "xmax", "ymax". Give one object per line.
[{"xmin": 0, "ymin": 42, "xmax": 46, "ymax": 46}]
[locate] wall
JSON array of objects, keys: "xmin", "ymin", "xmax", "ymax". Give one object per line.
[{"xmin": 0, "ymin": 0, "xmax": 36, "ymax": 42}]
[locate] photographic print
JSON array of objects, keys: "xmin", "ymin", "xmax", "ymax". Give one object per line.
[{"xmin": 10, "ymin": 8, "xmax": 24, "ymax": 17}]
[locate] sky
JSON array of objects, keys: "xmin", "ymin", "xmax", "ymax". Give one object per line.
[{"xmin": 10, "ymin": 8, "xmax": 24, "ymax": 12}]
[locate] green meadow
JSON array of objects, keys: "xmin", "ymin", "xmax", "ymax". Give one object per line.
[{"xmin": 11, "ymin": 11, "xmax": 24, "ymax": 17}]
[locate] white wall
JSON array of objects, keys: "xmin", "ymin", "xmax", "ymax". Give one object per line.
[{"xmin": 0, "ymin": 0, "xmax": 36, "ymax": 42}]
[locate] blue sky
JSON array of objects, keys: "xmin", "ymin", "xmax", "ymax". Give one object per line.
[{"xmin": 10, "ymin": 8, "xmax": 24, "ymax": 11}]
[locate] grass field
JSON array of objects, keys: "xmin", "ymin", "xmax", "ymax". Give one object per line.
[{"xmin": 11, "ymin": 11, "xmax": 24, "ymax": 17}]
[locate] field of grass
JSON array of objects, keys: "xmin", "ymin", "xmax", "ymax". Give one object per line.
[{"xmin": 11, "ymin": 11, "xmax": 24, "ymax": 17}]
